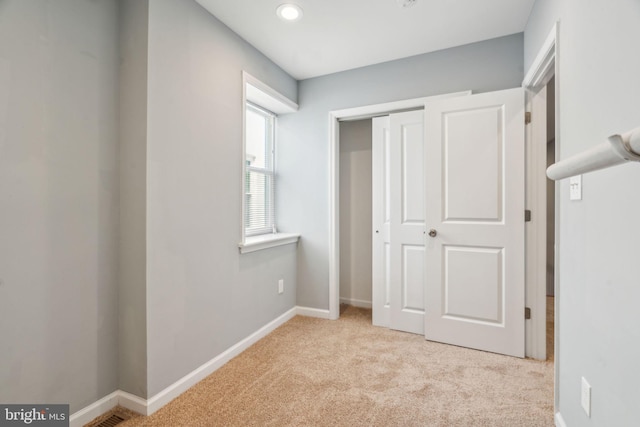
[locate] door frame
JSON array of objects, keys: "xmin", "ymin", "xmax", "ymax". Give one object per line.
[
  {"xmin": 522, "ymin": 20, "xmax": 560, "ymax": 408},
  {"xmin": 328, "ymin": 92, "xmax": 471, "ymax": 321}
]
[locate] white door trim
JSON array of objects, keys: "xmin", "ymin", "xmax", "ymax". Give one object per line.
[
  {"xmin": 524, "ymin": 85, "xmax": 548, "ymax": 361},
  {"xmin": 328, "ymin": 92, "xmax": 471, "ymax": 320},
  {"xmin": 522, "ymin": 21, "xmax": 560, "ymax": 408},
  {"xmin": 523, "ymin": 23, "xmax": 557, "ymax": 90}
]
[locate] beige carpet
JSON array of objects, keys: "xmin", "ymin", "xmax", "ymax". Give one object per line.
[{"xmin": 116, "ymin": 306, "xmax": 553, "ymax": 427}]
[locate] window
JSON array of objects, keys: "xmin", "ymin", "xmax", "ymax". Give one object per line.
[
  {"xmin": 239, "ymin": 72, "xmax": 300, "ymax": 253},
  {"xmin": 245, "ymin": 103, "xmax": 275, "ymax": 236}
]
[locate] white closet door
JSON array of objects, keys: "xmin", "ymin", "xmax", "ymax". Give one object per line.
[
  {"xmin": 424, "ymin": 88, "xmax": 526, "ymax": 357},
  {"xmin": 372, "ymin": 116, "xmax": 391, "ymax": 327},
  {"xmin": 373, "ymin": 111, "xmax": 426, "ymax": 334},
  {"xmin": 389, "ymin": 110, "xmax": 427, "ymax": 334}
]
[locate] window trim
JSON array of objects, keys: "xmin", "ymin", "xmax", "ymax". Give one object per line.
[
  {"xmin": 244, "ymin": 102, "xmax": 276, "ymax": 237},
  {"xmin": 239, "ymin": 232, "xmax": 301, "ymax": 254},
  {"xmin": 240, "ymin": 71, "xmax": 299, "ymax": 252}
]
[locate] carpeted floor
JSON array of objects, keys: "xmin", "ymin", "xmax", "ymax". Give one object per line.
[{"xmin": 114, "ymin": 306, "xmax": 554, "ymax": 427}]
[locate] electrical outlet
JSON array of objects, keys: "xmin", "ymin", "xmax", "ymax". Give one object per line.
[
  {"xmin": 278, "ymin": 279, "xmax": 284, "ymax": 294},
  {"xmin": 581, "ymin": 377, "xmax": 591, "ymax": 417}
]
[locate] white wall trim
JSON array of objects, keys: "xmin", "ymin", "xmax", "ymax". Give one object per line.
[
  {"xmin": 69, "ymin": 390, "xmax": 150, "ymax": 427},
  {"xmin": 296, "ymin": 306, "xmax": 332, "ymax": 319},
  {"xmin": 69, "ymin": 391, "xmax": 120, "ymax": 427},
  {"xmin": 523, "ymin": 22, "xmax": 559, "ymax": 361},
  {"xmin": 523, "ymin": 23, "xmax": 558, "ymax": 90},
  {"xmin": 117, "ymin": 391, "xmax": 148, "ymax": 416},
  {"xmin": 70, "ymin": 307, "xmax": 297, "ymax": 425},
  {"xmin": 243, "ymin": 71, "xmax": 298, "ymax": 114},
  {"xmin": 328, "ymin": 91, "xmax": 471, "ymax": 322},
  {"xmin": 239, "ymin": 232, "xmax": 300, "ymax": 254},
  {"xmin": 555, "ymin": 412, "xmax": 568, "ymax": 427},
  {"xmin": 145, "ymin": 306, "xmax": 296, "ymax": 414},
  {"xmin": 328, "ymin": 111, "xmax": 340, "ymax": 320},
  {"xmin": 522, "ymin": 20, "xmax": 560, "ymax": 412},
  {"xmin": 240, "ymin": 71, "xmax": 298, "ymax": 247},
  {"xmin": 524, "ymin": 85, "xmax": 548, "ymax": 361},
  {"xmin": 331, "ymin": 94, "xmax": 465, "ymax": 123},
  {"xmin": 339, "ymin": 298, "xmax": 372, "ymax": 309}
]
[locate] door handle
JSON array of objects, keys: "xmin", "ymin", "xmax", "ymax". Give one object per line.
[{"xmin": 428, "ymin": 229, "xmax": 437, "ymax": 237}]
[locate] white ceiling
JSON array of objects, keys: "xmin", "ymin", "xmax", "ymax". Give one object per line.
[{"xmin": 195, "ymin": 0, "xmax": 535, "ymax": 80}]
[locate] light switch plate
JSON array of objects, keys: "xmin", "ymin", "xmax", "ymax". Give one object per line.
[{"xmin": 570, "ymin": 175, "xmax": 582, "ymax": 200}]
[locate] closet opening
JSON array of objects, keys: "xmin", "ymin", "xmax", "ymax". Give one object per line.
[{"xmin": 338, "ymin": 119, "xmax": 374, "ymax": 314}]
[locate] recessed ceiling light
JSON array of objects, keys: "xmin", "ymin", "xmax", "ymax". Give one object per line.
[{"xmin": 276, "ymin": 4, "xmax": 303, "ymax": 22}]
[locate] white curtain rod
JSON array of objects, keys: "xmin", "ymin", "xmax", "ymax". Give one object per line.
[{"xmin": 546, "ymin": 127, "xmax": 640, "ymax": 181}]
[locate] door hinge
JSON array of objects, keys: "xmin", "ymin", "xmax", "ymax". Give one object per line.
[
  {"xmin": 525, "ymin": 210, "xmax": 532, "ymax": 222},
  {"xmin": 525, "ymin": 112, "xmax": 532, "ymax": 125},
  {"xmin": 525, "ymin": 307, "xmax": 532, "ymax": 319}
]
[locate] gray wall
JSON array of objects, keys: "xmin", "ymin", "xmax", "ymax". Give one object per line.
[
  {"xmin": 0, "ymin": 0, "xmax": 300, "ymax": 411},
  {"xmin": 118, "ymin": 0, "xmax": 149, "ymax": 398},
  {"xmin": 145, "ymin": 0, "xmax": 298, "ymax": 396},
  {"xmin": 339, "ymin": 119, "xmax": 373, "ymax": 306},
  {"xmin": 280, "ymin": 34, "xmax": 525, "ymax": 309},
  {"xmin": 0, "ymin": 0, "xmax": 120, "ymax": 412},
  {"xmin": 525, "ymin": 0, "xmax": 640, "ymax": 425}
]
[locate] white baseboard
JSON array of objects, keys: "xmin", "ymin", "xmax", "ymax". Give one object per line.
[
  {"xmin": 555, "ymin": 412, "xmax": 568, "ymax": 427},
  {"xmin": 145, "ymin": 306, "xmax": 296, "ymax": 414},
  {"xmin": 69, "ymin": 391, "xmax": 119, "ymax": 427},
  {"xmin": 118, "ymin": 391, "xmax": 148, "ymax": 416},
  {"xmin": 295, "ymin": 306, "xmax": 331, "ymax": 319},
  {"xmin": 70, "ymin": 307, "xmax": 297, "ymax": 424},
  {"xmin": 339, "ymin": 297, "xmax": 372, "ymax": 309}
]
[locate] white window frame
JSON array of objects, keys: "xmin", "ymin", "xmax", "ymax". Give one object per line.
[
  {"xmin": 244, "ymin": 102, "xmax": 276, "ymax": 237},
  {"xmin": 239, "ymin": 71, "xmax": 300, "ymax": 253}
]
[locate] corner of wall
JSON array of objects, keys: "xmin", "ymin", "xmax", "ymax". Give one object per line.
[{"xmin": 118, "ymin": 0, "xmax": 150, "ymax": 398}]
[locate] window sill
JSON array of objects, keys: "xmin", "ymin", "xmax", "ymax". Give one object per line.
[{"xmin": 239, "ymin": 233, "xmax": 300, "ymax": 254}]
